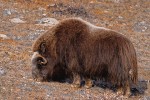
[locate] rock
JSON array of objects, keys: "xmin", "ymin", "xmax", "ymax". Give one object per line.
[
  {"xmin": 52, "ymin": 11, "xmax": 63, "ymax": 15},
  {"xmin": 36, "ymin": 18, "xmax": 58, "ymax": 26},
  {"xmin": 42, "ymin": 14, "xmax": 46, "ymax": 16},
  {"xmin": 97, "ymin": 0, "xmax": 128, "ymax": 3},
  {"xmin": 133, "ymin": 21, "xmax": 150, "ymax": 33},
  {"xmin": 10, "ymin": 18, "xmax": 26, "ymax": 23},
  {"xmin": 118, "ymin": 16, "xmax": 123, "ymax": 19},
  {"xmin": 111, "ymin": 0, "xmax": 121, "ymax": 3},
  {"xmin": 48, "ymin": 4, "xmax": 57, "ymax": 7},
  {"xmin": 53, "ymin": 6, "xmax": 90, "ymax": 17},
  {"xmin": 144, "ymin": 96, "xmax": 150, "ymax": 100},
  {"xmin": 38, "ymin": 7, "xmax": 46, "ymax": 11},
  {"xmin": 0, "ymin": 68, "xmax": 6, "ymax": 76},
  {"xmin": 0, "ymin": 34, "xmax": 10, "ymax": 39},
  {"xmin": 3, "ymin": 9, "xmax": 11, "ymax": 16},
  {"xmin": 3, "ymin": 9, "xmax": 18, "ymax": 16}
]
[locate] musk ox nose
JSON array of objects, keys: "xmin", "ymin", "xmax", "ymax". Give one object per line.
[{"xmin": 32, "ymin": 69, "xmax": 44, "ymax": 81}]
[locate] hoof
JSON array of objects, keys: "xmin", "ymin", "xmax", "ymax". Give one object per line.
[
  {"xmin": 85, "ymin": 79, "xmax": 94, "ymax": 89},
  {"xmin": 71, "ymin": 84, "xmax": 81, "ymax": 88}
]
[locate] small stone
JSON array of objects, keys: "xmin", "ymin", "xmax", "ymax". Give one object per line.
[
  {"xmin": 3, "ymin": 9, "xmax": 11, "ymax": 16},
  {"xmin": 133, "ymin": 21, "xmax": 149, "ymax": 33},
  {"xmin": 36, "ymin": 82, "xmax": 41, "ymax": 84},
  {"xmin": 36, "ymin": 18, "xmax": 58, "ymax": 26},
  {"xmin": 42, "ymin": 13, "xmax": 46, "ymax": 16},
  {"xmin": 2, "ymin": 87, "xmax": 6, "ymax": 90},
  {"xmin": 10, "ymin": 18, "xmax": 26, "ymax": 23},
  {"xmin": 0, "ymin": 68, "xmax": 6, "ymax": 76},
  {"xmin": 0, "ymin": 34, "xmax": 10, "ymax": 39},
  {"xmin": 3, "ymin": 9, "xmax": 18, "ymax": 16},
  {"xmin": 143, "ymin": 96, "xmax": 150, "ymax": 100},
  {"xmin": 38, "ymin": 7, "xmax": 46, "ymax": 11},
  {"xmin": 48, "ymin": 4, "xmax": 57, "ymax": 7},
  {"xmin": 17, "ymin": 97, "xmax": 21, "ymax": 99},
  {"xmin": 118, "ymin": 16, "xmax": 123, "ymax": 19}
]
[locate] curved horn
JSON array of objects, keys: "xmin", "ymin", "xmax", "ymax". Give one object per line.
[
  {"xmin": 40, "ymin": 56, "xmax": 47, "ymax": 65},
  {"xmin": 32, "ymin": 52, "xmax": 47, "ymax": 65}
]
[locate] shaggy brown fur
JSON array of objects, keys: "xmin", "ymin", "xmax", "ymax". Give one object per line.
[{"xmin": 31, "ymin": 18, "xmax": 138, "ymax": 95}]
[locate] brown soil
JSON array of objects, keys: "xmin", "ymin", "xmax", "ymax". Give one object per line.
[{"xmin": 0, "ymin": 0, "xmax": 149, "ymax": 99}]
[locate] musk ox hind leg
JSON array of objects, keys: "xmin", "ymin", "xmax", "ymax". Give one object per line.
[
  {"xmin": 107, "ymin": 55, "xmax": 130, "ymax": 96},
  {"xmin": 129, "ymin": 68, "xmax": 138, "ymax": 96},
  {"xmin": 122, "ymin": 43, "xmax": 138, "ymax": 96},
  {"xmin": 108, "ymin": 43, "xmax": 138, "ymax": 96}
]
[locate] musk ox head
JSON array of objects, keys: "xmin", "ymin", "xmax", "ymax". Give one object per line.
[
  {"xmin": 31, "ymin": 43, "xmax": 51, "ymax": 81},
  {"xmin": 31, "ymin": 30, "xmax": 72, "ymax": 82},
  {"xmin": 31, "ymin": 31, "xmax": 58, "ymax": 81}
]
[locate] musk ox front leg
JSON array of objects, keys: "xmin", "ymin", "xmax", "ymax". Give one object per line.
[
  {"xmin": 68, "ymin": 57, "xmax": 83, "ymax": 88},
  {"xmin": 84, "ymin": 78, "xmax": 94, "ymax": 88},
  {"xmin": 71, "ymin": 73, "xmax": 83, "ymax": 88}
]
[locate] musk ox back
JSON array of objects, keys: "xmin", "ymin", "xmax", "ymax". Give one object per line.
[{"xmin": 31, "ymin": 18, "xmax": 138, "ymax": 95}]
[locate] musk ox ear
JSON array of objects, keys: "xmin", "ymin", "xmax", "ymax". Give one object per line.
[{"xmin": 39, "ymin": 42, "xmax": 46, "ymax": 54}]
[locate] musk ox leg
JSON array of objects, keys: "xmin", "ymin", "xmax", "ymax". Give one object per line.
[
  {"xmin": 128, "ymin": 69, "xmax": 139, "ymax": 96},
  {"xmin": 71, "ymin": 73, "xmax": 83, "ymax": 88},
  {"xmin": 122, "ymin": 81, "xmax": 129, "ymax": 95},
  {"xmin": 108, "ymin": 66, "xmax": 129, "ymax": 95},
  {"xmin": 68, "ymin": 56, "xmax": 84, "ymax": 88},
  {"xmin": 84, "ymin": 78, "xmax": 94, "ymax": 88},
  {"xmin": 107, "ymin": 51, "xmax": 132, "ymax": 95}
]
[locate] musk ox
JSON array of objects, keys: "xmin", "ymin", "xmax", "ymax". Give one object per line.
[{"xmin": 31, "ymin": 18, "xmax": 138, "ymax": 95}]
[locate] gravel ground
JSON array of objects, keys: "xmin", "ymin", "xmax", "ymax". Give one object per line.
[{"xmin": 0, "ymin": 0, "xmax": 149, "ymax": 99}]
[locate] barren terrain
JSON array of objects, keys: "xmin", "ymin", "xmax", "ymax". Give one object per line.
[{"xmin": 0, "ymin": 0, "xmax": 150, "ymax": 99}]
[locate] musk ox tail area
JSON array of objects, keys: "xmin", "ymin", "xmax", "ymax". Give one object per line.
[
  {"xmin": 115, "ymin": 38, "xmax": 138, "ymax": 94},
  {"xmin": 101, "ymin": 34, "xmax": 138, "ymax": 94}
]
